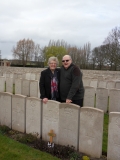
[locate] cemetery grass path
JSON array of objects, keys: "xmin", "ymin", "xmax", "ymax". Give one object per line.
[
  {"xmin": 0, "ymin": 133, "xmax": 60, "ymax": 160},
  {"xmin": 102, "ymin": 113, "xmax": 109, "ymax": 154}
]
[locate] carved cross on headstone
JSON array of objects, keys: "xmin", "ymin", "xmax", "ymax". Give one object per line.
[{"xmin": 48, "ymin": 129, "xmax": 56, "ymax": 143}]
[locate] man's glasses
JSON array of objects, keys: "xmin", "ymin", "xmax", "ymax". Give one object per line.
[{"xmin": 62, "ymin": 59, "xmax": 70, "ymax": 62}]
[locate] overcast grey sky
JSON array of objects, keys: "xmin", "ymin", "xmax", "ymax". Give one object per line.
[{"xmin": 0, "ymin": 0, "xmax": 120, "ymax": 59}]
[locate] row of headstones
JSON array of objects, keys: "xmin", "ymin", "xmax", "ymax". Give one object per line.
[
  {"xmin": 82, "ymin": 69, "xmax": 120, "ymax": 76},
  {"xmin": 0, "ymin": 92, "xmax": 120, "ymax": 160},
  {"xmin": 0, "ymin": 66, "xmax": 44, "ymax": 73},
  {"xmin": 1, "ymin": 68, "xmax": 120, "ymax": 90},
  {"xmin": 1, "ymin": 67, "xmax": 120, "ymax": 81},
  {"xmin": 83, "ymin": 73, "xmax": 120, "ymax": 80},
  {"xmin": 83, "ymin": 78, "xmax": 120, "ymax": 89},
  {"xmin": 1, "ymin": 72, "xmax": 120, "ymax": 95},
  {"xmin": 0, "ymin": 77, "xmax": 40, "ymax": 98},
  {"xmin": 1, "ymin": 71, "xmax": 42, "ymax": 82},
  {"xmin": 1, "ymin": 76, "xmax": 120, "ymax": 113},
  {"xmin": 84, "ymin": 86, "xmax": 120, "ymax": 113},
  {"xmin": 1, "ymin": 66, "xmax": 120, "ymax": 76},
  {"xmin": 4, "ymin": 69, "xmax": 120, "ymax": 90}
]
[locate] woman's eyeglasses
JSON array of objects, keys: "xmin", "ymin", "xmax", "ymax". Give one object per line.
[
  {"xmin": 49, "ymin": 63, "xmax": 57, "ymax": 65},
  {"xmin": 62, "ymin": 59, "xmax": 70, "ymax": 62}
]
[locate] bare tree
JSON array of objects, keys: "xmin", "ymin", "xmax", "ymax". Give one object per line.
[
  {"xmin": 84, "ymin": 42, "xmax": 91, "ymax": 69},
  {"xmin": 34, "ymin": 44, "xmax": 44, "ymax": 62},
  {"xmin": 12, "ymin": 38, "xmax": 35, "ymax": 66},
  {"xmin": 67, "ymin": 42, "xmax": 91, "ymax": 69},
  {"xmin": 67, "ymin": 46, "xmax": 78, "ymax": 63},
  {"xmin": 103, "ymin": 26, "xmax": 120, "ymax": 70},
  {"xmin": 92, "ymin": 45, "xmax": 106, "ymax": 70},
  {"xmin": 48, "ymin": 39, "xmax": 68, "ymax": 49}
]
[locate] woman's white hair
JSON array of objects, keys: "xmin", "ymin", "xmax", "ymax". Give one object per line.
[{"xmin": 47, "ymin": 56, "xmax": 59, "ymax": 66}]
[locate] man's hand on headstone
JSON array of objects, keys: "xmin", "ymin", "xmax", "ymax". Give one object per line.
[{"xmin": 66, "ymin": 99, "xmax": 72, "ymax": 103}]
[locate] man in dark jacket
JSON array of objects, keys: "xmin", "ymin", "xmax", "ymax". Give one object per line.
[{"xmin": 60, "ymin": 55, "xmax": 84, "ymax": 107}]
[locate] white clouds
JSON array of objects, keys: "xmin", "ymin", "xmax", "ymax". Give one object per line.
[{"xmin": 0, "ymin": 0, "xmax": 120, "ymax": 59}]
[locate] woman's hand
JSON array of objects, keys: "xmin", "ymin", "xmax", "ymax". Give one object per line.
[{"xmin": 43, "ymin": 98, "xmax": 48, "ymax": 104}]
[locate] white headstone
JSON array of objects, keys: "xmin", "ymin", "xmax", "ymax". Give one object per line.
[
  {"xmin": 0, "ymin": 92, "xmax": 12, "ymax": 128},
  {"xmin": 98, "ymin": 80, "xmax": 107, "ymax": 88},
  {"xmin": 96, "ymin": 88, "xmax": 108, "ymax": 113},
  {"xmin": 0, "ymin": 76, "xmax": 5, "ymax": 92},
  {"xmin": 25, "ymin": 72, "xmax": 31, "ymax": 80},
  {"xmin": 90, "ymin": 79, "xmax": 98, "ymax": 88},
  {"xmin": 42, "ymin": 100, "xmax": 60, "ymax": 144},
  {"xmin": 6, "ymin": 77, "xmax": 13, "ymax": 93},
  {"xmin": 109, "ymin": 89, "xmax": 120, "ymax": 112},
  {"xmin": 17, "ymin": 73, "xmax": 23, "ymax": 79},
  {"xmin": 83, "ymin": 78, "xmax": 91, "ymax": 86},
  {"xmin": 12, "ymin": 94, "xmax": 26, "ymax": 132},
  {"xmin": 26, "ymin": 97, "xmax": 42, "ymax": 138},
  {"xmin": 58, "ymin": 103, "xmax": 80, "ymax": 149},
  {"xmin": 3, "ymin": 73, "xmax": 6, "ymax": 80},
  {"xmin": 107, "ymin": 112, "xmax": 120, "ymax": 160},
  {"xmin": 22, "ymin": 79, "xmax": 30, "ymax": 97},
  {"xmin": 115, "ymin": 81, "xmax": 120, "ymax": 89},
  {"xmin": 30, "ymin": 80, "xmax": 40, "ymax": 98},
  {"xmin": 107, "ymin": 80, "xmax": 116, "ymax": 89},
  {"xmin": 30, "ymin": 73, "xmax": 36, "ymax": 80},
  {"xmin": 15, "ymin": 78, "xmax": 22, "ymax": 94},
  {"xmin": 79, "ymin": 107, "xmax": 104, "ymax": 158},
  {"xmin": 36, "ymin": 73, "xmax": 40, "ymax": 81},
  {"xmin": 83, "ymin": 86, "xmax": 95, "ymax": 107}
]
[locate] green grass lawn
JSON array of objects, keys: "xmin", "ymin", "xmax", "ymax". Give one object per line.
[
  {"xmin": 102, "ymin": 113, "xmax": 109, "ymax": 153},
  {"xmin": 0, "ymin": 133, "xmax": 60, "ymax": 160}
]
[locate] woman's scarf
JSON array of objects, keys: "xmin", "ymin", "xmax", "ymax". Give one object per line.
[{"xmin": 51, "ymin": 70, "xmax": 59, "ymax": 100}]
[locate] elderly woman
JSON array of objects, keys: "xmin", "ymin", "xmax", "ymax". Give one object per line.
[{"xmin": 39, "ymin": 56, "xmax": 60, "ymax": 103}]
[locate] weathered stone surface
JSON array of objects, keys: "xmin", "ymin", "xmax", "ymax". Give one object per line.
[
  {"xmin": 79, "ymin": 107, "xmax": 104, "ymax": 158},
  {"xmin": 22, "ymin": 79, "xmax": 30, "ymax": 96},
  {"xmin": 6, "ymin": 77, "xmax": 13, "ymax": 93},
  {"xmin": 98, "ymin": 80, "xmax": 107, "ymax": 88},
  {"xmin": 30, "ymin": 80, "xmax": 40, "ymax": 98},
  {"xmin": 42, "ymin": 100, "xmax": 60, "ymax": 144},
  {"xmin": 26, "ymin": 97, "xmax": 42, "ymax": 138},
  {"xmin": 96, "ymin": 88, "xmax": 108, "ymax": 113},
  {"xmin": 90, "ymin": 79, "xmax": 98, "ymax": 88},
  {"xmin": 109, "ymin": 89, "xmax": 120, "ymax": 112},
  {"xmin": 0, "ymin": 76, "xmax": 5, "ymax": 92},
  {"xmin": 115, "ymin": 81, "xmax": 120, "ymax": 89},
  {"xmin": 12, "ymin": 94, "xmax": 26, "ymax": 133},
  {"xmin": 58, "ymin": 103, "xmax": 80, "ymax": 150},
  {"xmin": 107, "ymin": 112, "xmax": 120, "ymax": 160},
  {"xmin": 15, "ymin": 78, "xmax": 22, "ymax": 94},
  {"xmin": 83, "ymin": 86, "xmax": 95, "ymax": 107},
  {"xmin": 0, "ymin": 92, "xmax": 12, "ymax": 128}
]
